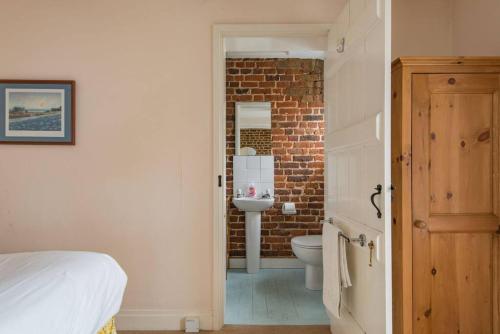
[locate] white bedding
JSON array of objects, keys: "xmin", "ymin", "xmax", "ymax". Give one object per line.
[{"xmin": 0, "ymin": 251, "xmax": 127, "ymax": 334}]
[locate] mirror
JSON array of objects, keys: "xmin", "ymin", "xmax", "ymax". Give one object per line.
[{"xmin": 235, "ymin": 102, "xmax": 272, "ymax": 156}]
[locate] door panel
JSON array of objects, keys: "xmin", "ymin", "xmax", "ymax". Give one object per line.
[
  {"xmin": 323, "ymin": 0, "xmax": 390, "ymax": 333},
  {"xmin": 431, "ymin": 233, "xmax": 493, "ymax": 333},
  {"xmin": 430, "ymin": 93, "xmax": 493, "ymax": 214},
  {"xmin": 412, "ymin": 73, "xmax": 500, "ymax": 333}
]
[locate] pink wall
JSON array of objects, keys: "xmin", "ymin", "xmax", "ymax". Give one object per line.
[
  {"xmin": 452, "ymin": 0, "xmax": 500, "ymax": 56},
  {"xmin": 392, "ymin": 0, "xmax": 453, "ymax": 59},
  {"xmin": 393, "ymin": 0, "xmax": 500, "ymax": 59},
  {"xmin": 0, "ymin": 0, "xmax": 341, "ymax": 329}
]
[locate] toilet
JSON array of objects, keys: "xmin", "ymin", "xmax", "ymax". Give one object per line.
[{"xmin": 291, "ymin": 235, "xmax": 323, "ymax": 290}]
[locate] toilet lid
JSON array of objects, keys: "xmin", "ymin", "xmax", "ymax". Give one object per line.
[{"xmin": 291, "ymin": 235, "xmax": 322, "ymax": 249}]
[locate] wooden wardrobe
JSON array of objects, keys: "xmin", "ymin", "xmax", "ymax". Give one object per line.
[{"xmin": 392, "ymin": 57, "xmax": 500, "ymax": 334}]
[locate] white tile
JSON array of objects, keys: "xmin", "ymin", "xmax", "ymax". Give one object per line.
[
  {"xmin": 260, "ymin": 168, "xmax": 274, "ymax": 183},
  {"xmin": 261, "ymin": 182, "xmax": 274, "ymax": 196},
  {"xmin": 247, "ymin": 169, "xmax": 260, "ymax": 184},
  {"xmin": 233, "ymin": 156, "xmax": 247, "ymax": 172},
  {"xmin": 254, "ymin": 183, "xmax": 263, "ymax": 198},
  {"xmin": 261, "ymin": 156, "xmax": 274, "ymax": 169},
  {"xmin": 246, "ymin": 156, "xmax": 260, "ymax": 169},
  {"xmin": 233, "ymin": 169, "xmax": 247, "ymax": 182}
]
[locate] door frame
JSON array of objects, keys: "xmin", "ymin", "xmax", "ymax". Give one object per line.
[{"xmin": 212, "ymin": 23, "xmax": 331, "ymax": 330}]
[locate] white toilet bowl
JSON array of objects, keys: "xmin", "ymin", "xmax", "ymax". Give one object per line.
[{"xmin": 291, "ymin": 235, "xmax": 323, "ymax": 290}]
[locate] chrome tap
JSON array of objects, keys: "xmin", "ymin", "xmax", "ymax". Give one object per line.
[{"xmin": 261, "ymin": 189, "xmax": 272, "ymax": 199}]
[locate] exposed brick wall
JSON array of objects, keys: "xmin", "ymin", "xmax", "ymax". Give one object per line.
[
  {"xmin": 240, "ymin": 128, "xmax": 272, "ymax": 155},
  {"xmin": 226, "ymin": 58, "xmax": 325, "ymax": 258}
]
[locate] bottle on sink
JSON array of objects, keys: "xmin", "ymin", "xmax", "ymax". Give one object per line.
[{"xmin": 247, "ymin": 183, "xmax": 256, "ymax": 197}]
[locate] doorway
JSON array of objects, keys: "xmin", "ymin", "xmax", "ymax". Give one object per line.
[
  {"xmin": 213, "ymin": 13, "xmax": 391, "ymax": 333},
  {"xmin": 225, "ymin": 54, "xmax": 328, "ymax": 325},
  {"xmin": 213, "ymin": 25, "xmax": 331, "ymax": 328}
]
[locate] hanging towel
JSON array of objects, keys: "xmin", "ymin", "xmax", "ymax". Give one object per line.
[
  {"xmin": 339, "ymin": 233, "xmax": 352, "ymax": 289},
  {"xmin": 322, "ymin": 222, "xmax": 352, "ymax": 319}
]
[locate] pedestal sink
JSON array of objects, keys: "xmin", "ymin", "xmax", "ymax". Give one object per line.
[{"xmin": 233, "ymin": 197, "xmax": 274, "ymax": 273}]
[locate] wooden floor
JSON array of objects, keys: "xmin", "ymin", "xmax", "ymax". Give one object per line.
[
  {"xmin": 119, "ymin": 325, "xmax": 330, "ymax": 334},
  {"xmin": 225, "ymin": 269, "xmax": 329, "ymax": 325}
]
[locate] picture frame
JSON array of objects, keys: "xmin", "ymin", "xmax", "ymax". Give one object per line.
[{"xmin": 0, "ymin": 80, "xmax": 75, "ymax": 145}]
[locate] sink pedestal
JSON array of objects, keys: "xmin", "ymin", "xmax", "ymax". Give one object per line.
[
  {"xmin": 245, "ymin": 211, "xmax": 261, "ymax": 274},
  {"xmin": 232, "ymin": 197, "xmax": 274, "ymax": 274}
]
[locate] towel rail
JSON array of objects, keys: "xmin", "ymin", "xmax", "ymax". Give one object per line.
[
  {"xmin": 339, "ymin": 232, "xmax": 366, "ymax": 247},
  {"xmin": 320, "ymin": 217, "xmax": 367, "ymax": 247}
]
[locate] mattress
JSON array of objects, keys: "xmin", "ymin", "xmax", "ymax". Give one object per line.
[{"xmin": 0, "ymin": 251, "xmax": 127, "ymax": 334}]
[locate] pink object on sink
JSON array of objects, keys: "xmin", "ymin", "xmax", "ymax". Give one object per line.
[{"xmin": 247, "ymin": 183, "xmax": 256, "ymax": 197}]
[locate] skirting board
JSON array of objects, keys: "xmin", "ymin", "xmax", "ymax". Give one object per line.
[
  {"xmin": 116, "ymin": 309, "xmax": 213, "ymax": 331},
  {"xmin": 328, "ymin": 306, "xmax": 364, "ymax": 334},
  {"xmin": 229, "ymin": 257, "xmax": 304, "ymax": 269}
]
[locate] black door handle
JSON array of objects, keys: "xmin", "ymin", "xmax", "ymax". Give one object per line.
[{"xmin": 370, "ymin": 184, "xmax": 382, "ymax": 219}]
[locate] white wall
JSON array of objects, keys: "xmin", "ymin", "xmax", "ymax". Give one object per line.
[
  {"xmin": 452, "ymin": 0, "xmax": 500, "ymax": 55},
  {"xmin": 0, "ymin": 0, "xmax": 343, "ymax": 330}
]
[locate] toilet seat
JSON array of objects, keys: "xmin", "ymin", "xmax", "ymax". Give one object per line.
[{"xmin": 291, "ymin": 235, "xmax": 322, "ymax": 249}]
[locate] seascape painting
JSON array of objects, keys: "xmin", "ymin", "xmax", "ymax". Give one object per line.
[
  {"xmin": 6, "ymin": 89, "xmax": 64, "ymax": 137},
  {"xmin": 0, "ymin": 80, "xmax": 74, "ymax": 144}
]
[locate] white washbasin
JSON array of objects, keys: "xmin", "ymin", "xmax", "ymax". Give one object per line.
[
  {"xmin": 233, "ymin": 196, "xmax": 274, "ymax": 273},
  {"xmin": 233, "ymin": 197, "xmax": 274, "ymax": 212}
]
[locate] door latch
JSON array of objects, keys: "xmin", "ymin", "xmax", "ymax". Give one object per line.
[{"xmin": 368, "ymin": 240, "xmax": 375, "ymax": 267}]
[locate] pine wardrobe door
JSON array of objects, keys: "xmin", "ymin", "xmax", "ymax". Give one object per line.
[{"xmin": 411, "ymin": 73, "xmax": 500, "ymax": 334}]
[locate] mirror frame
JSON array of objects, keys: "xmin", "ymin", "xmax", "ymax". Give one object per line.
[{"xmin": 235, "ymin": 101, "xmax": 272, "ymax": 156}]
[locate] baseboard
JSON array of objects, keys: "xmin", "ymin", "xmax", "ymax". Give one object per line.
[
  {"xmin": 229, "ymin": 257, "xmax": 304, "ymax": 269},
  {"xmin": 116, "ymin": 309, "xmax": 213, "ymax": 331},
  {"xmin": 328, "ymin": 306, "xmax": 364, "ymax": 334}
]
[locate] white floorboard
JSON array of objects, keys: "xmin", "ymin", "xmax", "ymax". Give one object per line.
[{"xmin": 225, "ymin": 269, "xmax": 330, "ymax": 325}]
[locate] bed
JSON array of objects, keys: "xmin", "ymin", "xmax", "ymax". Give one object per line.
[{"xmin": 0, "ymin": 251, "xmax": 127, "ymax": 334}]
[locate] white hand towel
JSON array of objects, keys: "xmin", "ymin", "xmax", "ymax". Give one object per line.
[
  {"xmin": 339, "ymin": 235, "xmax": 352, "ymax": 288},
  {"xmin": 322, "ymin": 222, "xmax": 352, "ymax": 319}
]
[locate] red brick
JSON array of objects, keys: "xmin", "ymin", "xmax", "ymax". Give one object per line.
[
  {"xmin": 245, "ymin": 75, "xmax": 265, "ymax": 81},
  {"xmin": 277, "ymin": 101, "xmax": 298, "ymax": 108},
  {"xmin": 241, "ymin": 82, "xmax": 259, "ymax": 88},
  {"xmin": 253, "ymin": 95, "xmax": 264, "ymax": 102},
  {"xmin": 226, "ymin": 58, "xmax": 324, "ymax": 259}
]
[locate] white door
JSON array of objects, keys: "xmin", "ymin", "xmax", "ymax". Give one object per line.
[{"xmin": 323, "ymin": 0, "xmax": 391, "ymax": 333}]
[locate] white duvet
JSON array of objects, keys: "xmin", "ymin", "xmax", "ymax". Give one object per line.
[{"xmin": 0, "ymin": 251, "xmax": 127, "ymax": 334}]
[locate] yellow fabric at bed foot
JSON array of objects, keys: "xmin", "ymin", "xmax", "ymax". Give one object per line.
[{"xmin": 97, "ymin": 317, "xmax": 116, "ymax": 334}]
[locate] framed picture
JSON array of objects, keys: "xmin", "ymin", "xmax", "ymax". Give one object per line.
[{"xmin": 0, "ymin": 80, "xmax": 75, "ymax": 144}]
